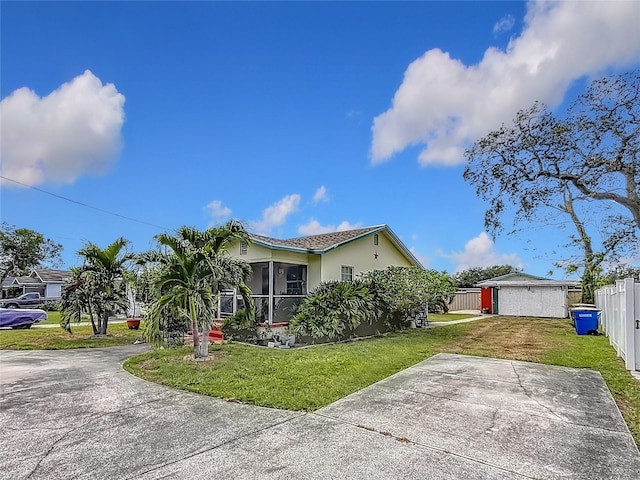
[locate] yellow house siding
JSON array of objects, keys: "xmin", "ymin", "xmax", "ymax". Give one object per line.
[
  {"xmin": 321, "ymin": 232, "xmax": 412, "ymax": 282},
  {"xmin": 307, "ymin": 254, "xmax": 322, "ymax": 290},
  {"xmin": 228, "ymin": 239, "xmax": 309, "ymax": 264}
]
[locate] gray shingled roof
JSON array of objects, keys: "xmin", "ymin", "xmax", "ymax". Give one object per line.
[
  {"xmin": 12, "ymin": 276, "xmax": 40, "ymax": 286},
  {"xmin": 251, "ymin": 226, "xmax": 384, "ymax": 252},
  {"xmin": 33, "ymin": 269, "xmax": 71, "ymax": 283}
]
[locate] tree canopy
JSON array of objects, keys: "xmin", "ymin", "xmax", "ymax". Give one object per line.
[
  {"xmin": 464, "ymin": 72, "xmax": 639, "ymax": 302},
  {"xmin": 0, "ymin": 222, "xmax": 63, "ymax": 284},
  {"xmin": 453, "ymin": 265, "xmax": 520, "ymax": 288},
  {"xmin": 464, "ymin": 71, "xmax": 639, "ymax": 235}
]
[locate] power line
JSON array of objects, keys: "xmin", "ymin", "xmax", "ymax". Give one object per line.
[{"xmin": 1, "ymin": 175, "xmax": 171, "ymax": 231}]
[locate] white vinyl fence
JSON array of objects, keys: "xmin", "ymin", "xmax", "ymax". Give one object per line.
[{"xmin": 595, "ymin": 278, "xmax": 640, "ymax": 371}]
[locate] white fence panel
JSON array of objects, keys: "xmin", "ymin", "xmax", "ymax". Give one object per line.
[{"xmin": 595, "ymin": 278, "xmax": 639, "ymax": 371}]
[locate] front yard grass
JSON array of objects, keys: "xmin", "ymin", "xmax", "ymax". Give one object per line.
[
  {"xmin": 124, "ymin": 316, "xmax": 640, "ymax": 446},
  {"xmin": 0, "ymin": 322, "xmax": 143, "ymax": 349},
  {"xmin": 40, "ymin": 311, "xmax": 62, "ymax": 325}
]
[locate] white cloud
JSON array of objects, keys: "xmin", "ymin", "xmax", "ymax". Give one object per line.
[
  {"xmin": 312, "ymin": 185, "xmax": 329, "ymax": 204},
  {"xmin": 0, "ymin": 70, "xmax": 126, "ymax": 186},
  {"xmin": 298, "ymin": 219, "xmax": 363, "ymax": 236},
  {"xmin": 446, "ymin": 232, "xmax": 523, "ymax": 273},
  {"xmin": 371, "ymin": 2, "xmax": 640, "ymax": 166},
  {"xmin": 493, "ymin": 14, "xmax": 515, "ymax": 35},
  {"xmin": 251, "ymin": 194, "xmax": 300, "ymax": 234},
  {"xmin": 205, "ymin": 200, "xmax": 232, "ymax": 224}
]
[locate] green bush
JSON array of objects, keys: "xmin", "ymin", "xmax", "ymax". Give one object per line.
[
  {"xmin": 290, "ymin": 280, "xmax": 377, "ymax": 341},
  {"xmin": 361, "ymin": 266, "xmax": 456, "ymax": 317},
  {"xmin": 41, "ymin": 299, "xmax": 62, "ymax": 311}
]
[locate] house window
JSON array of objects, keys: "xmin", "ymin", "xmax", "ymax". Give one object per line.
[
  {"xmin": 341, "ymin": 265, "xmax": 354, "ymax": 282},
  {"xmin": 374, "ymin": 233, "xmax": 379, "ymax": 246},
  {"xmin": 240, "ymin": 241, "xmax": 248, "ymax": 255}
]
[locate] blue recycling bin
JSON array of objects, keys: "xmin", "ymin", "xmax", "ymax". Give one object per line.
[{"xmin": 572, "ymin": 309, "xmax": 599, "ymax": 335}]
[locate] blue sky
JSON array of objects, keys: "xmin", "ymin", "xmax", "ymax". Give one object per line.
[{"xmin": 1, "ymin": 1, "xmax": 639, "ymax": 277}]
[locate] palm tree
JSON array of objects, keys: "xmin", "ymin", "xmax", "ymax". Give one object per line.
[
  {"xmin": 75, "ymin": 237, "xmax": 135, "ymax": 335},
  {"xmin": 60, "ymin": 266, "xmax": 98, "ymax": 334},
  {"xmin": 145, "ymin": 221, "xmax": 254, "ymax": 359}
]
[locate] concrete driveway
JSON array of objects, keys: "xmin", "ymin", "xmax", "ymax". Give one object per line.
[{"xmin": 1, "ymin": 347, "xmax": 639, "ymax": 479}]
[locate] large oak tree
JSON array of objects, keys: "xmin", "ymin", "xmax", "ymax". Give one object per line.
[{"xmin": 464, "ymin": 72, "xmax": 639, "ymax": 301}]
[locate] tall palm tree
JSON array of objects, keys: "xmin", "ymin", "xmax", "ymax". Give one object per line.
[
  {"xmin": 145, "ymin": 221, "xmax": 254, "ymax": 358},
  {"xmin": 75, "ymin": 237, "xmax": 135, "ymax": 335}
]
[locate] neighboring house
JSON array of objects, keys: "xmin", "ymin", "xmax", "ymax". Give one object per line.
[
  {"xmin": 476, "ymin": 272, "xmax": 579, "ymax": 318},
  {"xmin": 224, "ymin": 225, "xmax": 421, "ymax": 324},
  {"xmin": 2, "ymin": 269, "xmax": 71, "ymax": 299}
]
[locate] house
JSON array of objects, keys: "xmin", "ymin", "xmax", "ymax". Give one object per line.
[
  {"xmin": 2, "ymin": 269, "xmax": 72, "ymax": 299},
  {"xmin": 223, "ymin": 224, "xmax": 421, "ymax": 324},
  {"xmin": 476, "ymin": 272, "xmax": 579, "ymax": 318}
]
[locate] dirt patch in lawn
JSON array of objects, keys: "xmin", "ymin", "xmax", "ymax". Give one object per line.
[{"xmin": 439, "ymin": 317, "xmax": 566, "ymax": 362}]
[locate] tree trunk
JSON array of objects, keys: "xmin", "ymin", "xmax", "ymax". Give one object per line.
[
  {"xmin": 189, "ymin": 298, "xmax": 200, "ymax": 354},
  {"xmin": 100, "ymin": 311, "xmax": 109, "ymax": 335},
  {"xmin": 562, "ymin": 190, "xmax": 599, "ymax": 304},
  {"xmin": 198, "ymin": 323, "xmax": 211, "ymax": 359},
  {"xmin": 87, "ymin": 304, "xmax": 98, "ymax": 335}
]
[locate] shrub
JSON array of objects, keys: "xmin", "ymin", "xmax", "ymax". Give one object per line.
[
  {"xmin": 361, "ymin": 266, "xmax": 456, "ymax": 319},
  {"xmin": 41, "ymin": 299, "xmax": 62, "ymax": 311},
  {"xmin": 289, "ymin": 280, "xmax": 377, "ymax": 341}
]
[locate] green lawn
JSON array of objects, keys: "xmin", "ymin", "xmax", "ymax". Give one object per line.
[
  {"xmin": 124, "ymin": 317, "xmax": 640, "ymax": 447},
  {"xmin": 0, "ymin": 322, "xmax": 144, "ymax": 349},
  {"xmin": 40, "ymin": 311, "xmax": 62, "ymax": 325}
]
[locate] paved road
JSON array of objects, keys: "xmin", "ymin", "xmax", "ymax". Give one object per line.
[{"xmin": 1, "ymin": 347, "xmax": 639, "ymax": 479}]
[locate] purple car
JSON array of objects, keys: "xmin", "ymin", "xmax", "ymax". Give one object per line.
[{"xmin": 0, "ymin": 308, "xmax": 47, "ymax": 329}]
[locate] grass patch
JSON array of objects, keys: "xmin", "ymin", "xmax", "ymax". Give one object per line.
[
  {"xmin": 40, "ymin": 311, "xmax": 62, "ymax": 325},
  {"xmin": 0, "ymin": 322, "xmax": 144, "ymax": 350},
  {"xmin": 429, "ymin": 313, "xmax": 477, "ymax": 322},
  {"xmin": 124, "ymin": 316, "xmax": 640, "ymax": 447}
]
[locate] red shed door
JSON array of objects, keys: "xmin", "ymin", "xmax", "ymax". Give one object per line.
[{"xmin": 481, "ymin": 287, "xmax": 493, "ymax": 314}]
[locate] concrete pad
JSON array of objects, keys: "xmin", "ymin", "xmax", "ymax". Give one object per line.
[
  {"xmin": 137, "ymin": 414, "xmax": 518, "ymax": 480},
  {"xmin": 1, "ymin": 348, "xmax": 638, "ymax": 479},
  {"xmin": 318, "ymin": 353, "xmax": 640, "ymax": 479}
]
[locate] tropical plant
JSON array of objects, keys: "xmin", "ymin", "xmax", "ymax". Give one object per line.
[
  {"xmin": 361, "ymin": 266, "xmax": 457, "ymax": 323},
  {"xmin": 144, "ymin": 222, "xmax": 254, "ymax": 359},
  {"xmin": 289, "ymin": 280, "xmax": 377, "ymax": 340},
  {"xmin": 60, "ymin": 238, "xmax": 135, "ymax": 335}
]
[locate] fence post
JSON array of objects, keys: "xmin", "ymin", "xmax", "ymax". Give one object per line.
[
  {"xmin": 635, "ymin": 282, "xmax": 640, "ymax": 370},
  {"xmin": 623, "ymin": 278, "xmax": 635, "ymax": 371}
]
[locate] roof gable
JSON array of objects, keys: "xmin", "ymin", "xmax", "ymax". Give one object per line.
[
  {"xmin": 32, "ymin": 269, "xmax": 72, "ymax": 283},
  {"xmin": 251, "ymin": 226, "xmax": 384, "ymax": 252},
  {"xmin": 249, "ymin": 225, "xmax": 421, "ymax": 267}
]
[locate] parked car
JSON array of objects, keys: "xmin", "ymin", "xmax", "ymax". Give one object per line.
[
  {"xmin": 0, "ymin": 308, "xmax": 47, "ymax": 329},
  {"xmin": 0, "ymin": 292, "xmax": 52, "ymax": 309}
]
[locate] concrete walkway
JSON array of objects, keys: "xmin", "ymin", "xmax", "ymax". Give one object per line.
[
  {"xmin": 428, "ymin": 313, "xmax": 495, "ymax": 327},
  {"xmin": 1, "ymin": 347, "xmax": 638, "ymax": 479}
]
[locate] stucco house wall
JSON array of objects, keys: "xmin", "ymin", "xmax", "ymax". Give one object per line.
[{"xmin": 321, "ymin": 231, "xmax": 412, "ymax": 282}]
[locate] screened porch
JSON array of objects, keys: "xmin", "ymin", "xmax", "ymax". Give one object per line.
[{"xmin": 219, "ymin": 261, "xmax": 307, "ymax": 324}]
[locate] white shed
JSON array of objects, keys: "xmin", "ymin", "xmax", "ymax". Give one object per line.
[{"xmin": 477, "ymin": 273, "xmax": 579, "ymax": 318}]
